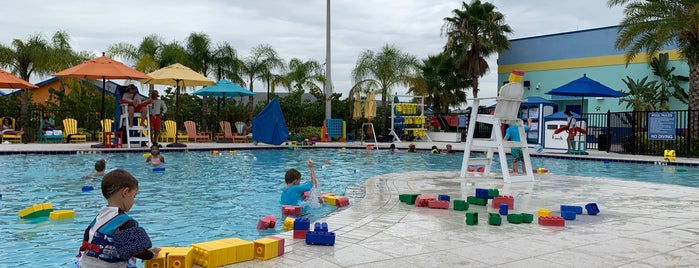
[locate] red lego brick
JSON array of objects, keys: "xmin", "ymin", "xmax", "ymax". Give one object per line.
[
  {"xmin": 269, "ymin": 236, "xmax": 285, "ymax": 256},
  {"xmin": 265, "ymin": 215, "xmax": 277, "ymax": 228},
  {"xmin": 293, "ymin": 229, "xmax": 307, "ymax": 239},
  {"xmin": 302, "ymin": 191, "xmax": 324, "ymax": 203},
  {"xmin": 415, "ymin": 195, "xmax": 436, "ymax": 207},
  {"xmin": 282, "ymin": 205, "xmax": 301, "ymax": 217},
  {"xmin": 257, "ymin": 217, "xmax": 271, "ymax": 230},
  {"xmin": 538, "ymin": 216, "xmax": 565, "ymax": 227},
  {"xmin": 492, "ymin": 195, "xmax": 514, "ymax": 209},
  {"xmin": 427, "ymin": 200, "xmax": 449, "ymax": 209},
  {"xmin": 335, "ymin": 196, "xmax": 349, "ymax": 207}
]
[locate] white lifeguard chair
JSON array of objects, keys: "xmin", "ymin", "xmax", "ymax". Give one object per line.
[
  {"xmin": 460, "ymin": 71, "xmax": 534, "ymax": 183},
  {"xmin": 119, "ymin": 103, "xmax": 152, "ymax": 148}
]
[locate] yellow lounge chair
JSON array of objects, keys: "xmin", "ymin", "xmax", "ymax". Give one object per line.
[
  {"xmin": 97, "ymin": 119, "xmax": 113, "ymax": 143},
  {"xmin": 160, "ymin": 120, "xmax": 188, "ymax": 143},
  {"xmin": 62, "ymin": 118, "xmax": 87, "ymax": 143},
  {"xmin": 1, "ymin": 117, "xmax": 22, "ymax": 143}
]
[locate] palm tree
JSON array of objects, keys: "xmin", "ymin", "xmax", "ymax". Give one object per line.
[
  {"xmin": 238, "ymin": 44, "xmax": 284, "ymax": 118},
  {"xmin": 0, "ymin": 31, "xmax": 87, "ymax": 127},
  {"xmin": 650, "ymin": 52, "xmax": 689, "ymax": 110},
  {"xmin": 608, "ymin": 0, "xmax": 699, "ymax": 132},
  {"xmin": 441, "ymin": 0, "xmax": 512, "ymax": 98},
  {"xmin": 185, "ymin": 33, "xmax": 217, "ymax": 130},
  {"xmin": 107, "ymin": 34, "xmax": 163, "ymax": 75},
  {"xmin": 275, "ymin": 58, "xmax": 323, "ymax": 95},
  {"xmin": 411, "ymin": 53, "xmax": 469, "ymax": 114},
  {"xmin": 350, "ymin": 44, "xmax": 418, "ymax": 130},
  {"xmin": 619, "ymin": 76, "xmax": 658, "ymax": 112}
]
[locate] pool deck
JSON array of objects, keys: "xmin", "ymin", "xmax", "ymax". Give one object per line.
[{"xmin": 3, "ymin": 141, "xmax": 699, "ymax": 267}]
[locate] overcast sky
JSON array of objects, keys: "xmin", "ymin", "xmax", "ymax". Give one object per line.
[{"xmin": 1, "ymin": 0, "xmax": 625, "ymax": 99}]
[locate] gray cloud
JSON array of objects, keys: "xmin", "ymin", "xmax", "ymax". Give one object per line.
[{"xmin": 1, "ymin": 0, "xmax": 624, "ymax": 100}]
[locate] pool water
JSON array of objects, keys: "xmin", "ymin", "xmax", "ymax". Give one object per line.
[{"xmin": 0, "ymin": 149, "xmax": 697, "ymax": 267}]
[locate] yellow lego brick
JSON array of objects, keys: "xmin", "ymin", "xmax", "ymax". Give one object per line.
[
  {"xmin": 322, "ymin": 193, "xmax": 337, "ymax": 206},
  {"xmin": 283, "ymin": 217, "xmax": 296, "ymax": 231},
  {"xmin": 167, "ymin": 247, "xmax": 193, "ymax": 268},
  {"xmin": 191, "ymin": 241, "xmax": 235, "ymax": 268},
  {"xmin": 144, "ymin": 247, "xmax": 178, "ymax": 268},
  {"xmin": 49, "ymin": 210, "xmax": 75, "ymax": 220},
  {"xmin": 537, "ymin": 208, "xmax": 552, "ymax": 217},
  {"xmin": 217, "ymin": 238, "xmax": 254, "ymax": 263},
  {"xmin": 253, "ymin": 238, "xmax": 279, "ymax": 260},
  {"xmin": 18, "ymin": 202, "xmax": 53, "ymax": 218}
]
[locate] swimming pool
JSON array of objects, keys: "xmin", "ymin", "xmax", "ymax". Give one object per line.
[{"xmin": 0, "ymin": 149, "xmax": 697, "ymax": 267}]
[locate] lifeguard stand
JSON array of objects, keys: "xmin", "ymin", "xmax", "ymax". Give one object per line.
[
  {"xmin": 119, "ymin": 103, "xmax": 152, "ymax": 148},
  {"xmin": 460, "ymin": 70, "xmax": 534, "ymax": 183}
]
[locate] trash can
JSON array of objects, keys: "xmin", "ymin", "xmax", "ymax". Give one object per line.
[{"xmin": 598, "ymin": 134, "xmax": 608, "ymax": 151}]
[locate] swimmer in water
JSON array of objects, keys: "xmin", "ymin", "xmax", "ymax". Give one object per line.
[{"xmin": 145, "ymin": 145, "xmax": 164, "ymax": 165}]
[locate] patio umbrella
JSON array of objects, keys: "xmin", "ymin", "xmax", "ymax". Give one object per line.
[
  {"xmin": 0, "ymin": 69, "xmax": 38, "ymax": 89},
  {"xmin": 545, "ymin": 74, "xmax": 623, "ymax": 111},
  {"xmin": 352, "ymin": 91, "xmax": 363, "ymax": 120},
  {"xmin": 192, "ymin": 79, "xmax": 254, "ymax": 117},
  {"xmin": 142, "ymin": 63, "xmax": 214, "ymax": 147},
  {"xmin": 364, "ymin": 91, "xmax": 376, "ymax": 121},
  {"xmin": 53, "ymin": 53, "xmax": 151, "ymax": 148}
]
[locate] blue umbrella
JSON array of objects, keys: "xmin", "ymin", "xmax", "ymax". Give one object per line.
[
  {"xmin": 192, "ymin": 79, "xmax": 254, "ymax": 98},
  {"xmin": 545, "ymin": 74, "xmax": 623, "ymax": 111}
]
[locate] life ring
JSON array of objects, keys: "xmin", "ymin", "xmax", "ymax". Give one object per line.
[{"xmin": 142, "ymin": 153, "xmax": 151, "ymax": 158}]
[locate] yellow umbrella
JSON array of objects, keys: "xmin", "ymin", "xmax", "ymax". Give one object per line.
[
  {"xmin": 352, "ymin": 91, "xmax": 363, "ymax": 120},
  {"xmin": 142, "ymin": 63, "xmax": 214, "ymax": 147},
  {"xmin": 364, "ymin": 91, "xmax": 376, "ymax": 121}
]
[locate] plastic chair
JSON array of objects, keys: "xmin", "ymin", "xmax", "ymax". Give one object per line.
[
  {"xmin": 160, "ymin": 120, "xmax": 188, "ymax": 143},
  {"xmin": 38, "ymin": 118, "xmax": 63, "ymax": 143},
  {"xmin": 62, "ymin": 118, "xmax": 87, "ymax": 143},
  {"xmin": 1, "ymin": 117, "xmax": 22, "ymax": 143},
  {"xmin": 183, "ymin": 121, "xmax": 211, "ymax": 142},
  {"xmin": 460, "ymin": 75, "xmax": 533, "ymax": 183},
  {"xmin": 97, "ymin": 119, "xmax": 113, "ymax": 143}
]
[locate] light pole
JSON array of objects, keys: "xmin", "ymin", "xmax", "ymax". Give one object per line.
[{"xmin": 324, "ymin": 0, "xmax": 332, "ymax": 119}]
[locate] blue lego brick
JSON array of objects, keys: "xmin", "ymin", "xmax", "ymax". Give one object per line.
[
  {"xmin": 561, "ymin": 210, "xmax": 577, "ymax": 220},
  {"xmin": 314, "ymin": 222, "xmax": 328, "ymax": 232},
  {"xmin": 475, "ymin": 188, "xmax": 489, "ymax": 199},
  {"xmin": 499, "ymin": 203, "xmax": 509, "ymax": 215},
  {"xmin": 438, "ymin": 195, "xmax": 450, "ymax": 202},
  {"xmin": 561, "ymin": 205, "xmax": 583, "ymax": 215},
  {"xmin": 585, "ymin": 203, "xmax": 600, "ymax": 215},
  {"xmin": 305, "ymin": 231, "xmax": 335, "ymax": 246},
  {"xmin": 294, "ymin": 217, "xmax": 310, "ymax": 230}
]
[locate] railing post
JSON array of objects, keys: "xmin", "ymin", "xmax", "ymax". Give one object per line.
[{"xmin": 606, "ymin": 110, "xmax": 611, "ymax": 153}]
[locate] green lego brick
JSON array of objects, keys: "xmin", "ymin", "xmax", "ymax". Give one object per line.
[
  {"xmin": 521, "ymin": 213, "xmax": 534, "ymax": 223},
  {"xmin": 488, "ymin": 213, "xmax": 502, "ymax": 225},
  {"xmin": 467, "ymin": 196, "xmax": 488, "ymax": 206},
  {"xmin": 405, "ymin": 194, "xmax": 419, "ymax": 205},
  {"xmin": 465, "ymin": 212, "xmax": 478, "ymax": 225},
  {"xmin": 507, "ymin": 213, "xmax": 523, "ymax": 224},
  {"xmin": 399, "ymin": 194, "xmax": 410, "ymax": 203},
  {"xmin": 453, "ymin": 200, "xmax": 469, "ymax": 211},
  {"xmin": 488, "ymin": 189, "xmax": 499, "ymax": 199}
]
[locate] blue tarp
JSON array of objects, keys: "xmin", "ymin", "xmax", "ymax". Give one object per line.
[{"xmin": 252, "ymin": 98, "xmax": 289, "ymax": 145}]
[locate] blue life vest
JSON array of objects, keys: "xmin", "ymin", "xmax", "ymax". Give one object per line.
[{"xmin": 82, "ymin": 214, "xmax": 136, "ymax": 263}]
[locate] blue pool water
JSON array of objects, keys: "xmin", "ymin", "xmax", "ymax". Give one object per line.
[{"xmin": 0, "ymin": 149, "xmax": 697, "ymax": 267}]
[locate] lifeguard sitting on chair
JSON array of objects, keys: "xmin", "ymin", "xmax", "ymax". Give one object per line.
[
  {"xmin": 119, "ymin": 84, "xmax": 152, "ymax": 127},
  {"xmin": 553, "ymin": 110, "xmax": 587, "ymax": 152}
]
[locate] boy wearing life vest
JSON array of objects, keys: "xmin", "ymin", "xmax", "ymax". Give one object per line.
[{"xmin": 76, "ymin": 169, "xmax": 160, "ymax": 268}]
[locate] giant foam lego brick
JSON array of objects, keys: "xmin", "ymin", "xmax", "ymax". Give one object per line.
[
  {"xmin": 427, "ymin": 200, "xmax": 450, "ymax": 209},
  {"xmin": 487, "ymin": 188, "xmax": 499, "ymax": 199},
  {"xmin": 453, "ymin": 199, "xmax": 469, "ymax": 211},
  {"xmin": 191, "ymin": 241, "xmax": 235, "ymax": 268},
  {"xmin": 560, "ymin": 205, "xmax": 583, "ymax": 215},
  {"xmin": 405, "ymin": 194, "xmax": 419, "ymax": 205},
  {"xmin": 492, "ymin": 195, "xmax": 514, "ymax": 209},
  {"xmin": 475, "ymin": 188, "xmax": 489, "ymax": 199},
  {"xmin": 314, "ymin": 222, "xmax": 329, "ymax": 232},
  {"xmin": 18, "ymin": 202, "xmax": 53, "ymax": 219},
  {"xmin": 293, "ymin": 217, "xmax": 310, "ymax": 230},
  {"xmin": 561, "ymin": 210, "xmax": 576, "ymax": 220},
  {"xmin": 283, "ymin": 217, "xmax": 296, "ymax": 231},
  {"xmin": 305, "ymin": 231, "xmax": 336, "ymax": 246},
  {"xmin": 49, "ymin": 210, "xmax": 75, "ymax": 220},
  {"xmin": 521, "ymin": 213, "xmax": 534, "ymax": 223},
  {"xmin": 537, "ymin": 208, "xmax": 552, "ymax": 217},
  {"xmin": 507, "ymin": 213, "xmax": 523, "ymax": 224},
  {"xmin": 466, "ymin": 212, "xmax": 478, "ymax": 225},
  {"xmin": 335, "ymin": 196, "xmax": 350, "ymax": 207},
  {"xmin": 216, "ymin": 237, "xmax": 254, "ymax": 263},
  {"xmin": 257, "ymin": 215, "xmax": 277, "ymax": 230},
  {"xmin": 167, "ymin": 247, "xmax": 194, "ymax": 268},
  {"xmin": 585, "ymin": 203, "xmax": 600, "ymax": 215},
  {"xmin": 538, "ymin": 216, "xmax": 565, "ymax": 227},
  {"xmin": 438, "ymin": 194, "xmax": 450, "ymax": 202},
  {"xmin": 466, "ymin": 196, "xmax": 487, "ymax": 206},
  {"xmin": 488, "ymin": 213, "xmax": 502, "ymax": 225},
  {"xmin": 499, "ymin": 203, "xmax": 509, "ymax": 216},
  {"xmin": 293, "ymin": 229, "xmax": 307, "ymax": 239},
  {"xmin": 322, "ymin": 193, "xmax": 338, "ymax": 206},
  {"xmin": 282, "ymin": 205, "xmax": 301, "ymax": 217},
  {"xmin": 268, "ymin": 236, "xmax": 285, "ymax": 256},
  {"xmin": 415, "ymin": 195, "xmax": 436, "ymax": 207},
  {"xmin": 253, "ymin": 238, "xmax": 279, "ymax": 260},
  {"xmin": 144, "ymin": 247, "xmax": 177, "ymax": 268}
]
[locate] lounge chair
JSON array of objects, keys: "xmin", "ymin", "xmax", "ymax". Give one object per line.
[
  {"xmin": 461, "ymin": 71, "xmax": 533, "ymax": 183},
  {"xmin": 38, "ymin": 118, "xmax": 63, "ymax": 143},
  {"xmin": 160, "ymin": 120, "xmax": 188, "ymax": 143},
  {"xmin": 1, "ymin": 117, "xmax": 23, "ymax": 143},
  {"xmin": 62, "ymin": 118, "xmax": 87, "ymax": 143},
  {"xmin": 216, "ymin": 121, "xmax": 247, "ymax": 143},
  {"xmin": 183, "ymin": 120, "xmax": 211, "ymax": 142}
]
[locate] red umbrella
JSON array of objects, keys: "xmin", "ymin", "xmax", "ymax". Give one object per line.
[{"xmin": 0, "ymin": 69, "xmax": 38, "ymax": 89}]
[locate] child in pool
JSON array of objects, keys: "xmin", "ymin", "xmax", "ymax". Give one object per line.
[
  {"xmin": 281, "ymin": 160, "xmax": 318, "ymax": 206},
  {"xmin": 389, "ymin": 143, "xmax": 400, "ymax": 152},
  {"xmin": 76, "ymin": 169, "xmax": 160, "ymax": 267},
  {"xmin": 87, "ymin": 159, "xmax": 106, "ymax": 178},
  {"xmin": 430, "ymin": 145, "xmax": 439, "ymax": 154},
  {"xmin": 145, "ymin": 145, "xmax": 164, "ymax": 165}
]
